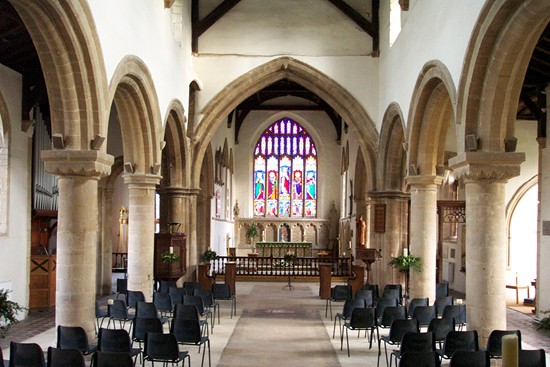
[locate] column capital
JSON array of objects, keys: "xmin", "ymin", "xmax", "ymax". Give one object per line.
[
  {"xmin": 123, "ymin": 173, "xmax": 161, "ymax": 188},
  {"xmin": 41, "ymin": 150, "xmax": 114, "ymax": 179},
  {"xmin": 449, "ymin": 152, "xmax": 525, "ymax": 182},
  {"xmin": 405, "ymin": 175, "xmax": 444, "ymax": 189},
  {"xmin": 158, "ymin": 186, "xmax": 201, "ymax": 196},
  {"xmin": 368, "ymin": 190, "xmax": 410, "ymax": 200}
]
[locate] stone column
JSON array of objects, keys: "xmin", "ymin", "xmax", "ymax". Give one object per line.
[
  {"xmin": 97, "ymin": 185, "xmax": 115, "ymax": 295},
  {"xmin": 405, "ymin": 175, "xmax": 443, "ymax": 301},
  {"xmin": 180, "ymin": 188, "xmax": 200, "ymax": 281},
  {"xmin": 124, "ymin": 174, "xmax": 161, "ymax": 300},
  {"xmin": 450, "ymin": 151, "xmax": 524, "ymax": 343},
  {"xmin": 41, "ymin": 150, "xmax": 113, "ymax": 337}
]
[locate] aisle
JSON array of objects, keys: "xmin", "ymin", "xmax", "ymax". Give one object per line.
[{"xmin": 217, "ymin": 283, "xmax": 340, "ymax": 367}]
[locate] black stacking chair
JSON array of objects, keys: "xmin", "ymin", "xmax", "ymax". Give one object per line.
[
  {"xmin": 153, "ymin": 291, "xmax": 173, "ymax": 318},
  {"xmin": 157, "ymin": 280, "xmax": 177, "ymax": 293},
  {"xmin": 341, "ymin": 307, "xmax": 378, "ymax": 356},
  {"xmin": 126, "ymin": 290, "xmax": 145, "ymax": 310},
  {"xmin": 47, "ymin": 346, "xmax": 85, "ymax": 367},
  {"xmin": 96, "ymin": 328, "xmax": 141, "ymax": 365},
  {"xmin": 391, "ymin": 331, "xmax": 435, "ymax": 367},
  {"xmin": 378, "ymin": 318, "xmax": 419, "ymax": 367},
  {"xmin": 333, "ymin": 298, "xmax": 365, "ymax": 339},
  {"xmin": 171, "ymin": 318, "xmax": 211, "ymax": 367},
  {"xmin": 106, "ymin": 299, "xmax": 135, "ymax": 331},
  {"xmin": 378, "ymin": 305, "xmax": 407, "ymax": 330},
  {"xmin": 428, "ymin": 317, "xmax": 455, "ymax": 348},
  {"xmin": 91, "ymin": 351, "xmax": 133, "ymax": 367},
  {"xmin": 212, "ymin": 283, "xmax": 236, "ymax": 318},
  {"xmin": 9, "ymin": 341, "xmax": 45, "ymax": 367},
  {"xmin": 434, "ymin": 296, "xmax": 454, "ymax": 317},
  {"xmin": 438, "ymin": 330, "xmax": 479, "ymax": 360},
  {"xmin": 196, "ymin": 289, "xmax": 219, "ymax": 328},
  {"xmin": 381, "ymin": 287, "xmax": 402, "ymax": 305},
  {"xmin": 412, "ymin": 305, "xmax": 437, "ymax": 328},
  {"xmin": 131, "ymin": 317, "xmax": 163, "ymax": 351},
  {"xmin": 450, "ymin": 350, "xmax": 489, "ymax": 367},
  {"xmin": 375, "ymin": 298, "xmax": 399, "ymax": 324},
  {"xmin": 173, "ymin": 303, "xmax": 209, "ymax": 337},
  {"xmin": 56, "ymin": 325, "xmax": 97, "ymax": 355},
  {"xmin": 436, "ymin": 282, "xmax": 449, "ymax": 298},
  {"xmin": 184, "ymin": 295, "xmax": 213, "ymax": 333},
  {"xmin": 398, "ymin": 351, "xmax": 441, "ymax": 367},
  {"xmin": 135, "ymin": 301, "xmax": 168, "ymax": 325},
  {"xmin": 519, "ymin": 349, "xmax": 546, "ymax": 367},
  {"xmin": 143, "ymin": 332, "xmax": 190, "ymax": 367},
  {"xmin": 184, "ymin": 281, "xmax": 200, "ymax": 295},
  {"xmin": 95, "ymin": 301, "xmax": 109, "ymax": 332},
  {"xmin": 355, "ymin": 289, "xmax": 374, "ymax": 307},
  {"xmin": 484, "ymin": 329, "xmax": 521, "ymax": 359},
  {"xmin": 326, "ymin": 284, "xmax": 353, "ymax": 320},
  {"xmin": 407, "ymin": 298, "xmax": 429, "ymax": 319},
  {"xmin": 116, "ymin": 278, "xmax": 128, "ymax": 300},
  {"xmin": 169, "ymin": 286, "xmax": 187, "ymax": 306},
  {"xmin": 362, "ymin": 284, "xmax": 380, "ymax": 303},
  {"xmin": 442, "ymin": 304, "xmax": 466, "ymax": 330}
]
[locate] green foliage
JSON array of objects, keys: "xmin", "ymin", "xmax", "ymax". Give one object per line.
[
  {"xmin": 0, "ymin": 289, "xmax": 25, "ymax": 338},
  {"xmin": 388, "ymin": 254, "xmax": 422, "ymax": 273},
  {"xmin": 246, "ymin": 222, "xmax": 259, "ymax": 242},
  {"xmin": 202, "ymin": 249, "xmax": 218, "ymax": 262},
  {"xmin": 538, "ymin": 310, "xmax": 550, "ymax": 331},
  {"xmin": 160, "ymin": 251, "xmax": 180, "ymax": 263}
]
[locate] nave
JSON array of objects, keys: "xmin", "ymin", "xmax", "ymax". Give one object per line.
[{"xmin": 2, "ymin": 281, "xmax": 549, "ymax": 366}]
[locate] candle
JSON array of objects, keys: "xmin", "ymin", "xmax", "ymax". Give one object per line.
[
  {"xmin": 107, "ymin": 299, "xmax": 114, "ymax": 305},
  {"xmin": 403, "ymin": 248, "xmax": 408, "ymax": 257},
  {"xmin": 456, "ymin": 299, "xmax": 463, "ymax": 305},
  {"xmin": 391, "ymin": 253, "xmax": 394, "ymax": 258},
  {"xmin": 169, "ymin": 246, "xmax": 173, "ymax": 254},
  {"xmin": 502, "ymin": 334, "xmax": 519, "ymax": 367}
]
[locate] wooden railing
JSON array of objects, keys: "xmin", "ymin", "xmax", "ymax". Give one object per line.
[
  {"xmin": 210, "ymin": 256, "xmax": 351, "ymax": 278},
  {"xmin": 112, "ymin": 252, "xmax": 127, "ymax": 272}
]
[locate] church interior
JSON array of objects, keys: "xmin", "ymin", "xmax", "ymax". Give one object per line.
[{"xmin": 0, "ymin": 0, "xmax": 549, "ymax": 365}]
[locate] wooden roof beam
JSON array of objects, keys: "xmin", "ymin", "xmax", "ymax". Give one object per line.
[{"xmin": 192, "ymin": 0, "xmax": 242, "ymax": 53}]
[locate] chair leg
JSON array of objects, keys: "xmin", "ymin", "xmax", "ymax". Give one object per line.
[
  {"xmin": 332, "ymin": 317, "xmax": 338, "ymax": 338},
  {"xmin": 346, "ymin": 328, "xmax": 351, "ymax": 357}
]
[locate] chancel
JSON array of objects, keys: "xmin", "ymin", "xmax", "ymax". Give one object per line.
[{"xmin": 0, "ymin": 0, "xmax": 548, "ymax": 365}]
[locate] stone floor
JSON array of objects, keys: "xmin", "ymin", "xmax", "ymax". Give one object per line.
[{"xmin": 2, "ymin": 280, "xmax": 550, "ymax": 366}]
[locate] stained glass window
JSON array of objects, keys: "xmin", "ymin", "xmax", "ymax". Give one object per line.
[{"xmin": 253, "ymin": 118, "xmax": 317, "ymax": 217}]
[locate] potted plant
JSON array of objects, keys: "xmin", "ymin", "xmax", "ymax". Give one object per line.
[
  {"xmin": 0, "ymin": 289, "xmax": 26, "ymax": 339},
  {"xmin": 160, "ymin": 248, "xmax": 180, "ymax": 278},
  {"xmin": 202, "ymin": 248, "xmax": 218, "ymax": 263},
  {"xmin": 246, "ymin": 222, "xmax": 259, "ymax": 252},
  {"xmin": 388, "ymin": 250, "xmax": 422, "ymax": 303}
]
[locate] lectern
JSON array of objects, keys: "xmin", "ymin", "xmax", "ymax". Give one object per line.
[{"xmin": 356, "ymin": 247, "xmax": 382, "ymax": 284}]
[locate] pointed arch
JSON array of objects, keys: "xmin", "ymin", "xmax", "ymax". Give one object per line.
[
  {"xmin": 192, "ymin": 57, "xmax": 379, "ymax": 189},
  {"xmin": 407, "ymin": 61, "xmax": 457, "ymax": 175},
  {"xmin": 458, "ymin": 0, "xmax": 549, "ymax": 152},
  {"xmin": 108, "ymin": 56, "xmax": 162, "ymax": 174},
  {"xmin": 9, "ymin": 0, "xmax": 109, "ymax": 149},
  {"xmin": 379, "ymin": 103, "xmax": 407, "ymax": 191},
  {"xmin": 162, "ymin": 99, "xmax": 188, "ymax": 187}
]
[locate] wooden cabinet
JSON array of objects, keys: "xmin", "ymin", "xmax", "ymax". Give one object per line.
[
  {"xmin": 29, "ymin": 255, "xmax": 56, "ymax": 309},
  {"xmin": 154, "ymin": 233, "xmax": 186, "ymax": 281}
]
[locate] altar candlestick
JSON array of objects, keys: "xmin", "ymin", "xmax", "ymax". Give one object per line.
[
  {"xmin": 502, "ymin": 334, "xmax": 519, "ymax": 367},
  {"xmin": 169, "ymin": 246, "xmax": 174, "ymax": 254},
  {"xmin": 403, "ymin": 248, "xmax": 408, "ymax": 257}
]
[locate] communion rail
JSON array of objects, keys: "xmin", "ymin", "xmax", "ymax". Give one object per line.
[{"xmin": 210, "ymin": 255, "xmax": 351, "ymax": 278}]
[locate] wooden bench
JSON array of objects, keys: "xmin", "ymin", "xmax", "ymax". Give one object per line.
[{"xmin": 506, "ymin": 273, "xmax": 530, "ymax": 304}]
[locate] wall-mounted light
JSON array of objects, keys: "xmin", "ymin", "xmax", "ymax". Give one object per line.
[
  {"xmin": 91, "ymin": 134, "xmax": 106, "ymax": 150},
  {"xmin": 52, "ymin": 133, "xmax": 65, "ymax": 149},
  {"xmin": 123, "ymin": 162, "xmax": 134, "ymax": 174},
  {"xmin": 465, "ymin": 134, "xmax": 478, "ymax": 152},
  {"xmin": 151, "ymin": 163, "xmax": 161, "ymax": 175},
  {"xmin": 408, "ymin": 164, "xmax": 418, "ymax": 176}
]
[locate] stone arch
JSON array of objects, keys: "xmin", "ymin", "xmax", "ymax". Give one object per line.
[
  {"xmin": 108, "ymin": 56, "xmax": 162, "ymax": 174},
  {"xmin": 162, "ymin": 99, "xmax": 188, "ymax": 187},
  {"xmin": 9, "ymin": 0, "xmax": 108, "ymax": 150},
  {"xmin": 192, "ymin": 57, "xmax": 379, "ymax": 189},
  {"xmin": 379, "ymin": 103, "xmax": 407, "ymax": 191},
  {"xmin": 407, "ymin": 61, "xmax": 457, "ymax": 174},
  {"xmin": 457, "ymin": 0, "xmax": 550, "ymax": 152}
]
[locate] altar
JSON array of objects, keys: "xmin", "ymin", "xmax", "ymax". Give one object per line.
[{"xmin": 256, "ymin": 242, "xmax": 313, "ymax": 257}]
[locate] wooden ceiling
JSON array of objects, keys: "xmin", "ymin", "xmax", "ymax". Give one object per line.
[{"xmin": 0, "ymin": 0, "xmax": 547, "ymax": 141}]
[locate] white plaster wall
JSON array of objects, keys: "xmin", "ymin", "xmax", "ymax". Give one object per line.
[
  {"xmin": 379, "ymin": 0, "xmax": 485, "ymax": 131},
  {"xmin": 233, "ymin": 110, "xmax": 341, "ymax": 220},
  {"xmin": 506, "ymin": 120, "xmax": 539, "ymax": 203},
  {"xmin": 0, "ymin": 63, "xmax": 30, "ymax": 310},
  {"xmin": 87, "ymin": 0, "xmax": 195, "ymax": 124}
]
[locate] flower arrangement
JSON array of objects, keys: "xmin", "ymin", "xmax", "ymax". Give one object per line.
[
  {"xmin": 160, "ymin": 250, "xmax": 180, "ymax": 264},
  {"xmin": 0, "ymin": 289, "xmax": 26, "ymax": 338},
  {"xmin": 246, "ymin": 222, "xmax": 259, "ymax": 243},
  {"xmin": 202, "ymin": 248, "xmax": 218, "ymax": 262},
  {"xmin": 388, "ymin": 253, "xmax": 422, "ymax": 273}
]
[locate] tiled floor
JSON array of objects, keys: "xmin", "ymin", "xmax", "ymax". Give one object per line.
[{"xmin": 2, "ymin": 281, "xmax": 549, "ymax": 366}]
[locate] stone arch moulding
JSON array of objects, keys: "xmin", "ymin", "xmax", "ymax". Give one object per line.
[
  {"xmin": 407, "ymin": 60, "xmax": 457, "ymax": 175},
  {"xmin": 378, "ymin": 103, "xmax": 406, "ymax": 191},
  {"xmin": 10, "ymin": 0, "xmax": 109, "ymax": 150},
  {"xmin": 191, "ymin": 57, "xmax": 380, "ymax": 190},
  {"xmin": 457, "ymin": 0, "xmax": 550, "ymax": 152},
  {"xmin": 108, "ymin": 56, "xmax": 163, "ymax": 174},
  {"xmin": 162, "ymin": 99, "xmax": 189, "ymax": 187}
]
